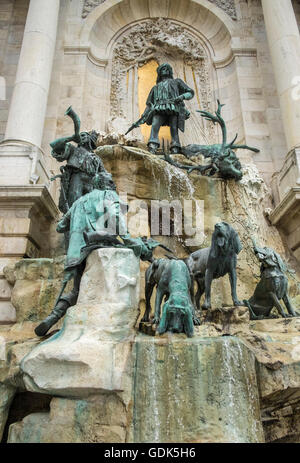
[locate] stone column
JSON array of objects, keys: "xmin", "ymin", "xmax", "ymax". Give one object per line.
[
  {"xmin": 4, "ymin": 0, "xmax": 60, "ymax": 148},
  {"xmin": 0, "ymin": 1, "xmax": 60, "ymax": 323},
  {"xmin": 262, "ymin": 0, "xmax": 300, "ymax": 262},
  {"xmin": 262, "ymin": 0, "xmax": 300, "ymax": 153}
]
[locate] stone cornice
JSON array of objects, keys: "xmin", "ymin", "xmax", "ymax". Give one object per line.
[
  {"xmin": 269, "ymin": 187, "xmax": 300, "ymax": 226},
  {"xmin": 0, "ymin": 186, "xmax": 59, "ymax": 221}
]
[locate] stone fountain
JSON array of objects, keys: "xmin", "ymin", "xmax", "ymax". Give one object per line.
[{"xmin": 0, "ymin": 99, "xmax": 300, "ymax": 444}]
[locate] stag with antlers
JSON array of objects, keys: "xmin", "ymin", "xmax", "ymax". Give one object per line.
[{"xmin": 163, "ymin": 100, "xmax": 260, "ymax": 181}]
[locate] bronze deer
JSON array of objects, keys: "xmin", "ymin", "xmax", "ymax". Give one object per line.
[{"xmin": 164, "ymin": 100, "xmax": 260, "ymax": 181}]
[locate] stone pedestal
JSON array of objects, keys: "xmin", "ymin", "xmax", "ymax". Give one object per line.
[
  {"xmin": 0, "ymin": 186, "xmax": 59, "ymax": 324},
  {"xmin": 20, "ymin": 248, "xmax": 140, "ymax": 397},
  {"xmin": 269, "ymin": 186, "xmax": 300, "ymax": 261},
  {"xmin": 0, "ymin": 142, "xmax": 51, "ymax": 187}
]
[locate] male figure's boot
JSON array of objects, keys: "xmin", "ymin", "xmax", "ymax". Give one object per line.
[
  {"xmin": 35, "ymin": 300, "xmax": 69, "ymax": 337},
  {"xmin": 148, "ymin": 142, "xmax": 159, "ymax": 154}
]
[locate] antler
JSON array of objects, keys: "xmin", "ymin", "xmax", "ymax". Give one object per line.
[
  {"xmin": 197, "ymin": 100, "xmax": 227, "ymax": 147},
  {"xmin": 227, "ymin": 133, "xmax": 238, "ymax": 148},
  {"xmin": 231, "ymin": 144, "xmax": 260, "ymax": 153},
  {"xmin": 163, "ymin": 150, "xmax": 212, "ymax": 175}
]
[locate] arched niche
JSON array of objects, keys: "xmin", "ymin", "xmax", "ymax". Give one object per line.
[
  {"xmin": 109, "ymin": 17, "xmax": 216, "ymax": 145},
  {"xmin": 80, "ymin": 0, "xmax": 236, "ymax": 61},
  {"xmin": 73, "ymin": 0, "xmax": 246, "ymax": 146}
]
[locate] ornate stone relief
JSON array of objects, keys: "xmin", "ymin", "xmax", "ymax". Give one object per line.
[
  {"xmin": 82, "ymin": 0, "xmax": 106, "ymax": 18},
  {"xmin": 208, "ymin": 0, "xmax": 237, "ymax": 20},
  {"xmin": 82, "ymin": 0, "xmax": 237, "ymax": 20},
  {"xmin": 110, "ymin": 18, "xmax": 215, "ymax": 144}
]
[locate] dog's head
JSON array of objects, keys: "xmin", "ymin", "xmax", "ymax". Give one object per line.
[
  {"xmin": 210, "ymin": 222, "xmax": 242, "ymax": 258},
  {"xmin": 255, "ymin": 246, "xmax": 286, "ymax": 272},
  {"xmin": 158, "ymin": 293, "xmax": 194, "ymax": 337}
]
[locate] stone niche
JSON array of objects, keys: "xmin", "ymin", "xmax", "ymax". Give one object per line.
[
  {"xmin": 65, "ymin": 0, "xmax": 242, "ymax": 158},
  {"xmin": 109, "ymin": 18, "xmax": 216, "ymax": 146}
]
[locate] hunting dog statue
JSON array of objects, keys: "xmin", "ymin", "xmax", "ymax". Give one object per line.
[
  {"xmin": 243, "ymin": 241, "xmax": 297, "ymax": 320},
  {"xmin": 185, "ymin": 222, "xmax": 243, "ymax": 311},
  {"xmin": 142, "ymin": 258, "xmax": 200, "ymax": 337}
]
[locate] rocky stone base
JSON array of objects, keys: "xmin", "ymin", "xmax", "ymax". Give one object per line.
[
  {"xmin": 21, "ymin": 248, "xmax": 140, "ymax": 397},
  {"xmin": 1, "ymin": 302, "xmax": 300, "ymax": 442},
  {"xmin": 7, "ymin": 394, "xmax": 127, "ymax": 443}
]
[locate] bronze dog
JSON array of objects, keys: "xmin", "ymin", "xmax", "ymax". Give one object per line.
[
  {"xmin": 142, "ymin": 258, "xmax": 200, "ymax": 336},
  {"xmin": 185, "ymin": 222, "xmax": 243, "ymax": 311},
  {"xmin": 244, "ymin": 243, "xmax": 297, "ymax": 320}
]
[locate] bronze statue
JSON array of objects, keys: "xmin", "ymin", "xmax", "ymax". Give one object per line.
[
  {"xmin": 185, "ymin": 222, "xmax": 243, "ymax": 311},
  {"xmin": 126, "ymin": 63, "xmax": 194, "ymax": 154},
  {"xmin": 164, "ymin": 100, "xmax": 260, "ymax": 181},
  {"xmin": 142, "ymin": 258, "xmax": 200, "ymax": 337},
  {"xmin": 50, "ymin": 106, "xmax": 106, "ymax": 214},
  {"xmin": 35, "ymin": 171, "xmax": 169, "ymax": 337},
  {"xmin": 244, "ymin": 241, "xmax": 297, "ymax": 320},
  {"xmin": 35, "ymin": 171, "xmax": 124, "ymax": 337}
]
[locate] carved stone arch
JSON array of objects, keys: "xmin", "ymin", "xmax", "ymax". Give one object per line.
[
  {"xmin": 75, "ymin": 0, "xmax": 244, "ymax": 143},
  {"xmin": 80, "ymin": 0, "xmax": 235, "ymax": 60},
  {"xmin": 81, "ymin": 0, "xmax": 237, "ymax": 33},
  {"xmin": 109, "ymin": 18, "xmax": 217, "ymax": 145}
]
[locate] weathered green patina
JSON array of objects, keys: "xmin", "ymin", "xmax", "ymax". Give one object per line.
[
  {"xmin": 144, "ymin": 258, "xmax": 199, "ymax": 337},
  {"xmin": 244, "ymin": 240, "xmax": 297, "ymax": 320},
  {"xmin": 35, "ymin": 171, "xmax": 168, "ymax": 337},
  {"xmin": 57, "ymin": 180, "xmax": 127, "ymax": 270},
  {"xmin": 164, "ymin": 100, "xmax": 260, "ymax": 181},
  {"xmin": 50, "ymin": 107, "xmax": 106, "ymax": 214}
]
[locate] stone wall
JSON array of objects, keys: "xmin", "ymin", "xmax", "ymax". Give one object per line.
[{"xmin": 247, "ymin": 0, "xmax": 288, "ymax": 175}]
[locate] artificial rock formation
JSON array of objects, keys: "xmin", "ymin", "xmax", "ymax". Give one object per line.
[
  {"xmin": 20, "ymin": 248, "xmax": 140, "ymax": 397},
  {"xmin": 98, "ymin": 145, "xmax": 300, "ymax": 314},
  {"xmin": 2, "ymin": 302, "xmax": 300, "ymax": 442},
  {"xmin": 7, "ymin": 394, "xmax": 128, "ymax": 443},
  {"xmin": 6, "ymin": 257, "xmax": 66, "ymax": 323},
  {"xmin": 133, "ymin": 334, "xmax": 264, "ymax": 443},
  {"xmin": 1, "ymin": 146, "xmax": 300, "ymax": 443}
]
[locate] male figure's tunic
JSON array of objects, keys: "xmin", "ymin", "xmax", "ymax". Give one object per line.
[{"xmin": 144, "ymin": 75, "xmax": 194, "ymax": 151}]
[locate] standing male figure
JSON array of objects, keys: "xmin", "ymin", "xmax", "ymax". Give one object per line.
[
  {"xmin": 50, "ymin": 107, "xmax": 108, "ymax": 214},
  {"xmin": 141, "ymin": 63, "xmax": 194, "ymax": 154}
]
